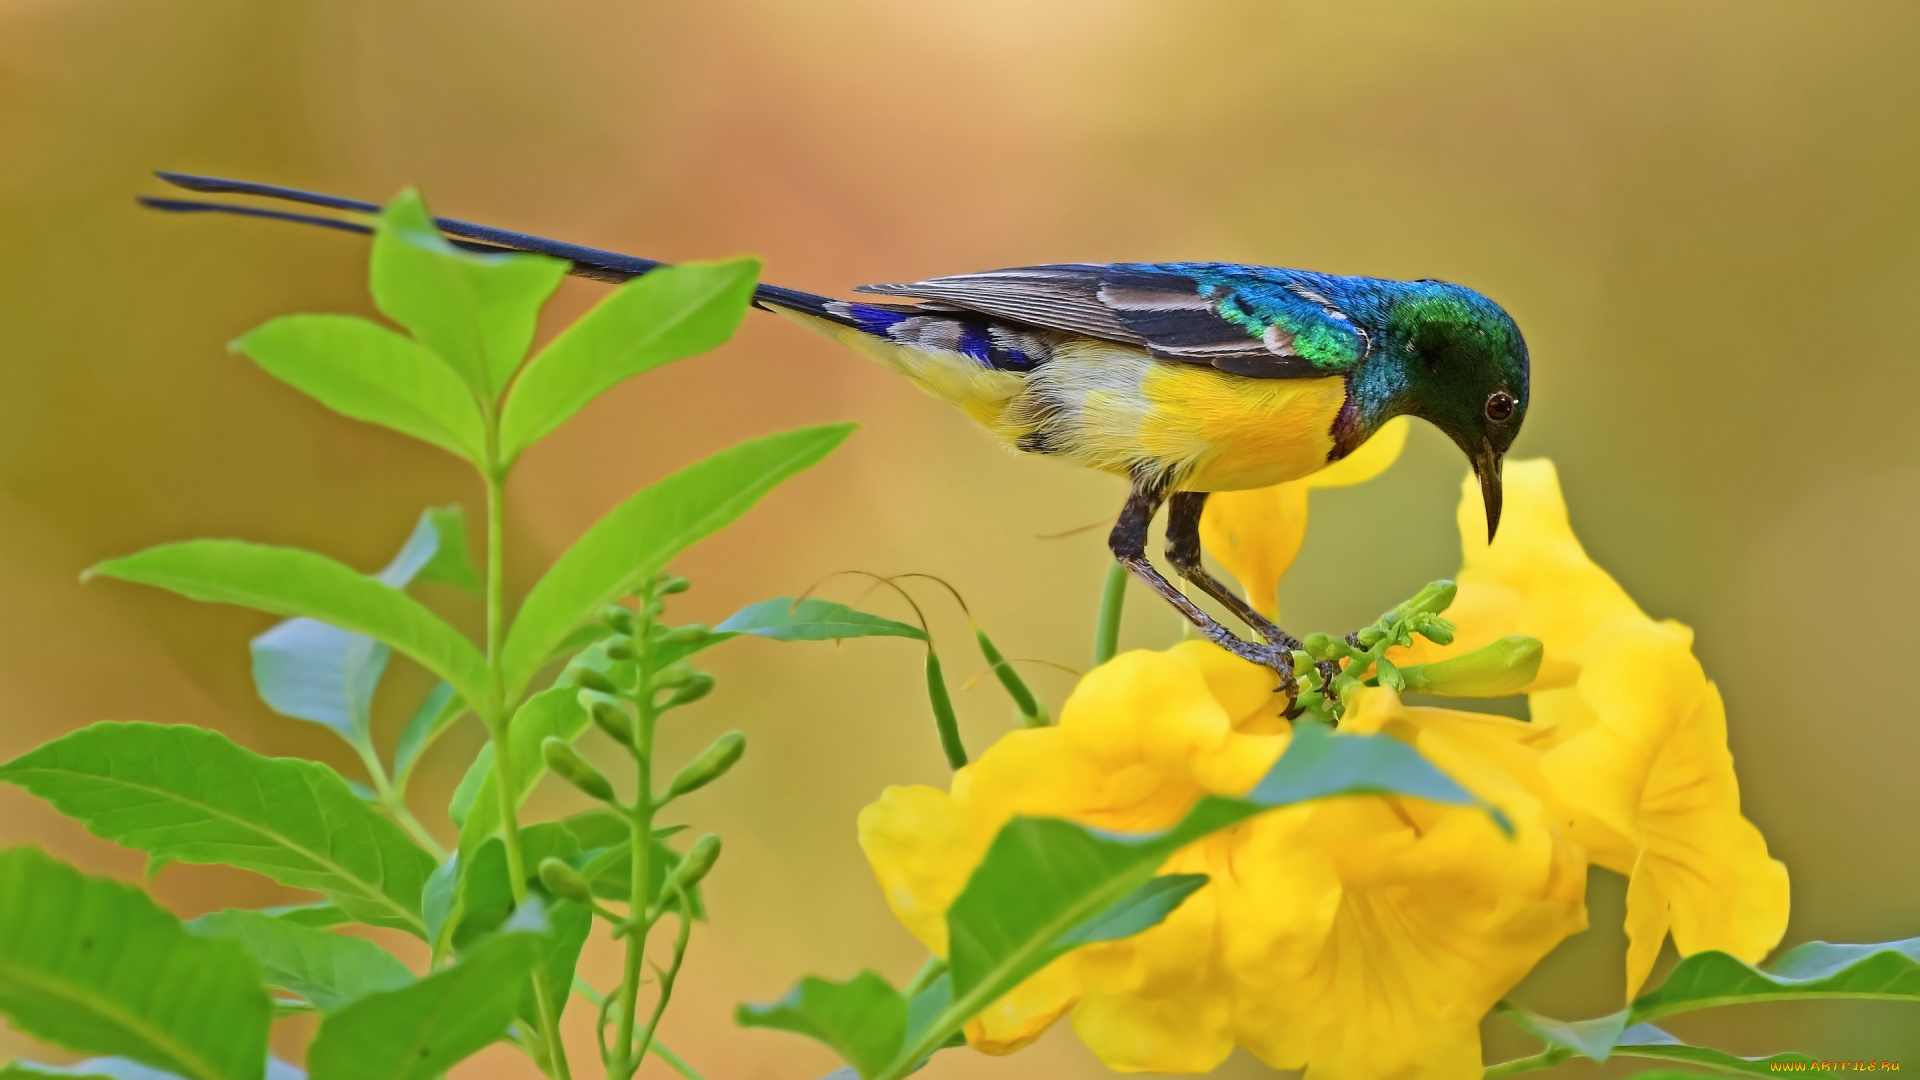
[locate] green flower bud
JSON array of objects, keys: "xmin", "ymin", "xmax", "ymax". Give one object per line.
[
  {"xmin": 1401, "ymin": 580, "xmax": 1458, "ymax": 619},
  {"xmin": 542, "ymin": 736, "xmax": 615, "ymax": 802},
  {"xmin": 668, "ymin": 731, "xmax": 746, "ymax": 799},
  {"xmin": 663, "ymin": 833, "xmax": 721, "ymax": 898},
  {"xmin": 659, "ymin": 672, "xmax": 715, "ymax": 709},
  {"xmin": 652, "ymin": 662, "xmax": 698, "ymax": 688},
  {"xmin": 601, "ymin": 604, "xmax": 638, "ymax": 635},
  {"xmin": 1373, "ymin": 654, "xmax": 1407, "ymax": 692},
  {"xmin": 1410, "ymin": 613, "xmax": 1456, "ymax": 646},
  {"xmin": 1301, "ymin": 632, "xmax": 1343, "ymax": 661},
  {"xmin": 566, "ymin": 665, "xmax": 619, "ymax": 695},
  {"xmin": 537, "ymin": 857, "xmax": 593, "ymax": 904},
  {"xmin": 579, "ymin": 689, "xmax": 634, "ymax": 745},
  {"xmin": 653, "ymin": 623, "xmax": 714, "ymax": 646},
  {"xmin": 1401, "ymin": 635, "xmax": 1543, "ymax": 698},
  {"xmin": 603, "ymin": 639, "xmax": 636, "ymax": 661},
  {"xmin": 658, "ymin": 575, "xmax": 692, "ymax": 595}
]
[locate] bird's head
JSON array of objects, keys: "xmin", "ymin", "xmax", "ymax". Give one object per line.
[{"xmin": 1355, "ymin": 281, "xmax": 1530, "ymax": 541}]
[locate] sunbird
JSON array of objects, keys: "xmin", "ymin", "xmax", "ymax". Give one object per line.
[{"xmin": 142, "ymin": 173, "xmax": 1530, "ymax": 691}]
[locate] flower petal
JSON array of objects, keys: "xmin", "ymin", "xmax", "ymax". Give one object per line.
[
  {"xmin": 1307, "ymin": 415, "xmax": 1411, "ymax": 489},
  {"xmin": 1541, "ymin": 627, "xmax": 1790, "ymax": 996},
  {"xmin": 966, "ymin": 955, "xmax": 1081, "ymax": 1054},
  {"xmin": 857, "ymin": 784, "xmax": 975, "ymax": 955},
  {"xmin": 1394, "ymin": 459, "xmax": 1644, "ymax": 689},
  {"xmin": 1199, "ymin": 481, "xmax": 1309, "ymax": 618}
]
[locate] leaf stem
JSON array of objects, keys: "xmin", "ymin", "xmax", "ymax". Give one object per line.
[
  {"xmin": 350, "ymin": 739, "xmax": 447, "ymax": 861},
  {"xmin": 1094, "ymin": 561, "xmax": 1126, "ymax": 665},
  {"xmin": 612, "ymin": 622, "xmax": 659, "ymax": 1080},
  {"xmin": 483, "ymin": 428, "xmax": 571, "ymax": 1080},
  {"xmin": 903, "ymin": 956, "xmax": 948, "ymax": 999},
  {"xmin": 649, "ymin": 1038, "xmax": 708, "ymax": 1080},
  {"xmin": 1481, "ymin": 1047, "xmax": 1571, "ymax": 1078},
  {"xmin": 633, "ymin": 892, "xmax": 694, "ymax": 1069}
]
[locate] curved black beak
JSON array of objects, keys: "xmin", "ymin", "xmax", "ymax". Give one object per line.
[{"xmin": 1474, "ymin": 443, "xmax": 1504, "ymax": 542}]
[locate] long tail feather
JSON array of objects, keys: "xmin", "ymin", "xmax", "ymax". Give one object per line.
[{"xmin": 141, "ymin": 171, "xmax": 872, "ymax": 323}]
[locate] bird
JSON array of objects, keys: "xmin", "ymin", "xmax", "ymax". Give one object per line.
[{"xmin": 140, "ymin": 173, "xmax": 1530, "ymax": 697}]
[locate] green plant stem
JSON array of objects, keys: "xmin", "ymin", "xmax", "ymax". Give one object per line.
[
  {"xmin": 633, "ymin": 895, "xmax": 694, "ymax": 1069},
  {"xmin": 649, "ymin": 1038, "xmax": 707, "ymax": 1080},
  {"xmin": 1094, "ymin": 561, "xmax": 1127, "ymax": 665},
  {"xmin": 580, "ymin": 966, "xmax": 703, "ymax": 1080},
  {"xmin": 903, "ymin": 956, "xmax": 948, "ymax": 999},
  {"xmin": 350, "ymin": 740, "xmax": 447, "ymax": 860},
  {"xmin": 612, "ymin": 637, "xmax": 659, "ymax": 1080},
  {"xmin": 481, "ymin": 440, "xmax": 571, "ymax": 1080}
]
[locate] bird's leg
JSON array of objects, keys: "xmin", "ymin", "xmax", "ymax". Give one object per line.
[
  {"xmin": 1109, "ymin": 481, "xmax": 1298, "ymax": 698},
  {"xmin": 1163, "ymin": 492, "xmax": 1302, "ymax": 652}
]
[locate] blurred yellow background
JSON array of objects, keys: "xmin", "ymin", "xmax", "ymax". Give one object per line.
[{"xmin": 3, "ymin": 0, "xmax": 1917, "ymax": 1075}]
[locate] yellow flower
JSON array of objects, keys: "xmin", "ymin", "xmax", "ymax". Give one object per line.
[
  {"xmin": 1395, "ymin": 459, "xmax": 1789, "ymax": 996},
  {"xmin": 1389, "ymin": 458, "xmax": 1646, "ymax": 688},
  {"xmin": 1201, "ymin": 416, "xmax": 1411, "ymax": 617},
  {"xmin": 1216, "ymin": 687, "xmax": 1586, "ymax": 1080},
  {"xmin": 859, "ymin": 640, "xmax": 1588, "ymax": 1077},
  {"xmin": 860, "ymin": 642, "xmax": 1288, "ymax": 1067}
]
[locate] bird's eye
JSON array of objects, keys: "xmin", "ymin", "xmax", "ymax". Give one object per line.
[{"xmin": 1485, "ymin": 391, "xmax": 1516, "ymax": 423}]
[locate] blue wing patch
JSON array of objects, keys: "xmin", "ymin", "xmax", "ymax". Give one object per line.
[{"xmin": 824, "ymin": 300, "xmax": 1053, "ymax": 372}]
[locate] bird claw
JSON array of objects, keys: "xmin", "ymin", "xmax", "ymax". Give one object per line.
[{"xmin": 1206, "ymin": 632, "xmax": 1298, "ymax": 702}]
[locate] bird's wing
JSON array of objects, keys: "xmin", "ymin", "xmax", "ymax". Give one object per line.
[{"xmin": 853, "ymin": 263, "xmax": 1371, "ymax": 378}]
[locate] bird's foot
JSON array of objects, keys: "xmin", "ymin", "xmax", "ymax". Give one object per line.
[{"xmin": 1202, "ymin": 627, "xmax": 1299, "ymax": 701}]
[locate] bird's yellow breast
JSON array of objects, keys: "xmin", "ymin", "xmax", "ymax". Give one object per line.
[{"xmin": 1136, "ymin": 363, "xmax": 1348, "ymax": 491}]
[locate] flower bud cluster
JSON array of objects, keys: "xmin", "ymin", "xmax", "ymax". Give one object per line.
[{"xmin": 535, "ymin": 572, "xmax": 742, "ymax": 931}]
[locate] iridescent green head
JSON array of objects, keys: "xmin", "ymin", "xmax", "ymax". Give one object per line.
[{"xmin": 1348, "ymin": 281, "xmax": 1530, "ymax": 540}]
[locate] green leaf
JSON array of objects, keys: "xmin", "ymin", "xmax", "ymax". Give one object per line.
[
  {"xmin": 519, "ymin": 899, "xmax": 590, "ymax": 1030},
  {"xmin": 250, "ymin": 620, "xmax": 387, "ymax": 745},
  {"xmin": 975, "ymin": 625, "xmax": 1047, "ymax": 727},
  {"xmin": 449, "ymin": 825, "xmax": 581, "ymax": 951},
  {"xmin": 924, "ymin": 650, "xmax": 966, "ymax": 769},
  {"xmin": 368, "ymin": 189, "xmax": 567, "ymax": 400},
  {"xmin": 233, "ymin": 315, "xmax": 485, "ymax": 462},
  {"xmin": 1491, "ymin": 940, "xmax": 1920, "ymax": 1075},
  {"xmin": 450, "ymin": 688, "xmax": 589, "ymax": 858},
  {"xmin": 187, "ymin": 909, "xmax": 414, "ymax": 1013},
  {"xmin": 1056, "ymin": 873, "xmax": 1209, "ymax": 948},
  {"xmin": 1493, "ymin": 1008, "xmax": 1839, "ymax": 1076},
  {"xmin": 501, "ymin": 423, "xmax": 855, "ymax": 697},
  {"xmin": 498, "ymin": 258, "xmax": 761, "ymax": 462},
  {"xmin": 736, "ymin": 971, "xmax": 907, "ymax": 1080},
  {"xmin": 0, "ymin": 847, "xmax": 271, "ymax": 1080},
  {"xmin": 715, "ymin": 597, "xmax": 925, "ymax": 642},
  {"xmin": 409, "ymin": 506, "xmax": 481, "ymax": 591},
  {"xmin": 1635, "ymin": 937, "xmax": 1920, "ymax": 1019},
  {"xmin": 0, "ymin": 1061, "xmax": 303, "ymax": 1080},
  {"xmin": 1, "ymin": 724, "xmax": 435, "ymax": 936},
  {"xmin": 420, "ymin": 855, "xmax": 461, "ymax": 961},
  {"xmin": 1494, "ymin": 937, "xmax": 1920, "ymax": 1069},
  {"xmin": 258, "ymin": 904, "xmax": 349, "ymax": 930},
  {"xmin": 1605, "ymin": 1026, "xmax": 1834, "ymax": 1077},
  {"xmin": 392, "ymin": 682, "xmax": 462, "ymax": 784},
  {"xmin": 249, "ymin": 508, "xmax": 469, "ymax": 744},
  {"xmin": 88, "ymin": 540, "xmax": 488, "ymax": 712},
  {"xmin": 306, "ymin": 903, "xmax": 547, "ymax": 1080}
]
